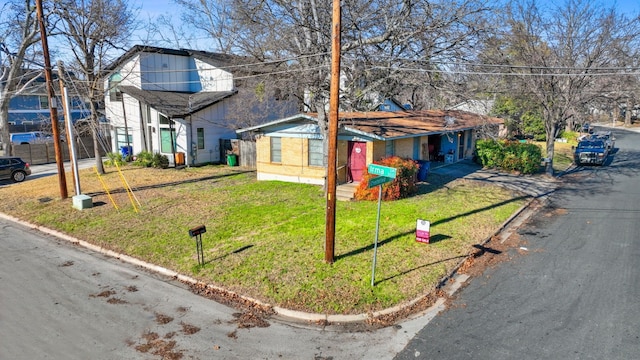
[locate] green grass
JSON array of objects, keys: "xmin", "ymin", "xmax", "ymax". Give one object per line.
[{"xmin": 0, "ymin": 165, "xmax": 527, "ymax": 314}]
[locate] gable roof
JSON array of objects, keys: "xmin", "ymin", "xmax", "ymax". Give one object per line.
[
  {"xmin": 119, "ymin": 85, "xmax": 236, "ymax": 118},
  {"xmin": 238, "ymin": 110, "xmax": 503, "ymax": 140}
]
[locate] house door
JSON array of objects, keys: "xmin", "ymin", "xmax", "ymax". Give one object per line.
[
  {"xmin": 348, "ymin": 141, "xmax": 367, "ymax": 182},
  {"xmin": 458, "ymin": 132, "xmax": 465, "ymax": 159}
]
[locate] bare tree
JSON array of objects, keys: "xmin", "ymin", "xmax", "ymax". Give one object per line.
[
  {"xmin": 490, "ymin": 0, "xmax": 640, "ymax": 174},
  {"xmin": 0, "ymin": 0, "xmax": 44, "ymax": 156},
  {"xmin": 173, "ymin": 0, "xmax": 494, "ymax": 158},
  {"xmin": 53, "ymin": 0, "xmax": 137, "ymax": 174}
]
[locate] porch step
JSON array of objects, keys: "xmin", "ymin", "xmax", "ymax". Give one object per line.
[{"xmin": 336, "ymin": 182, "xmax": 359, "ymax": 201}]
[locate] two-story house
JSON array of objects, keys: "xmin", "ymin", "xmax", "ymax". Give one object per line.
[
  {"xmin": 104, "ymin": 45, "xmax": 298, "ymax": 166},
  {"xmin": 4, "ymin": 71, "xmax": 90, "ymax": 128}
]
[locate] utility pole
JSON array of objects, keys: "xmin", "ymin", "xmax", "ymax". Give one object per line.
[
  {"xmin": 325, "ymin": 0, "xmax": 341, "ymax": 264},
  {"xmin": 36, "ymin": 0, "xmax": 67, "ymax": 199}
]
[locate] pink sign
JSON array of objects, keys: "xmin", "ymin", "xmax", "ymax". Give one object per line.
[{"xmin": 416, "ymin": 220, "xmax": 430, "ymax": 244}]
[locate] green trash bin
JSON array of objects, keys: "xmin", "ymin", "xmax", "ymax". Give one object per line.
[{"xmin": 226, "ymin": 153, "xmax": 237, "ymax": 166}]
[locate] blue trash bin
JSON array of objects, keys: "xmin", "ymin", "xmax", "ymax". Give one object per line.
[
  {"xmin": 417, "ymin": 160, "xmax": 430, "ymax": 181},
  {"xmin": 120, "ymin": 145, "xmax": 132, "ymax": 158}
]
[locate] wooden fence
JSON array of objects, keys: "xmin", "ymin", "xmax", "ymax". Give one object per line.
[
  {"xmin": 10, "ymin": 136, "xmax": 109, "ymax": 165},
  {"xmin": 220, "ymin": 139, "xmax": 256, "ymax": 168}
]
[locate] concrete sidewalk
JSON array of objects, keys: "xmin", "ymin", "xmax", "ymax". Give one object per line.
[
  {"xmin": 430, "ymin": 159, "xmax": 559, "ymax": 199},
  {"xmin": 27, "ymin": 157, "xmax": 103, "ymax": 180}
]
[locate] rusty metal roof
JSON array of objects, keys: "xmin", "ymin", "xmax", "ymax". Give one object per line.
[{"xmin": 334, "ymin": 109, "xmax": 504, "ymax": 139}]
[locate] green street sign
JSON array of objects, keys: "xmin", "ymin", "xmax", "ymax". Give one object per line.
[
  {"xmin": 368, "ymin": 175, "xmax": 393, "ymax": 188},
  {"xmin": 368, "ymin": 164, "xmax": 397, "ymax": 178}
]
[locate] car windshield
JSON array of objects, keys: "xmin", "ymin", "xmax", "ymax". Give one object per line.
[{"xmin": 577, "ymin": 140, "xmax": 605, "ymax": 149}]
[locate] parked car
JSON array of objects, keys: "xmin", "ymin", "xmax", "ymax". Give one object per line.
[
  {"xmin": 591, "ymin": 131, "xmax": 615, "ymax": 151},
  {"xmin": 10, "ymin": 131, "xmax": 54, "ymax": 144},
  {"xmin": 0, "ymin": 156, "xmax": 31, "ymax": 182},
  {"xmin": 573, "ymin": 139, "xmax": 609, "ymax": 166}
]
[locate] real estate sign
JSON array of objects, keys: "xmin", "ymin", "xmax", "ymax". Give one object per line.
[{"xmin": 416, "ymin": 219, "xmax": 430, "ymax": 244}]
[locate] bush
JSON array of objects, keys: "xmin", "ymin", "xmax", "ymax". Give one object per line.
[
  {"xmin": 475, "ymin": 139, "xmax": 542, "ymax": 174},
  {"xmin": 152, "ymin": 152, "xmax": 169, "ymax": 169},
  {"xmin": 103, "ymin": 152, "xmax": 126, "ymax": 167},
  {"xmin": 132, "ymin": 151, "xmax": 154, "ymax": 167},
  {"xmin": 354, "ymin": 156, "xmax": 419, "ymax": 201}
]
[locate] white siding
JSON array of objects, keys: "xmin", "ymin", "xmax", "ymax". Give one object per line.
[
  {"xmin": 195, "ymin": 58, "xmax": 234, "ymax": 92},
  {"xmin": 189, "ymin": 102, "xmax": 237, "ymax": 164}
]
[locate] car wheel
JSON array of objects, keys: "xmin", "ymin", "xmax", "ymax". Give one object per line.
[{"xmin": 11, "ymin": 171, "xmax": 26, "ymax": 183}]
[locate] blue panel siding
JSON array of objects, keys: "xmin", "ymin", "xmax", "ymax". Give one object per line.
[
  {"xmin": 8, "ymin": 110, "xmax": 91, "ymax": 125},
  {"xmin": 440, "ymin": 134, "xmax": 458, "ymax": 155},
  {"xmin": 9, "ymin": 95, "xmax": 41, "ymax": 110}
]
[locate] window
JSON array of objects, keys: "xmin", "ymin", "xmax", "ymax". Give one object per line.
[
  {"xmin": 270, "ymin": 137, "xmax": 281, "ymax": 163},
  {"xmin": 109, "ymin": 73, "xmax": 122, "ymax": 102},
  {"xmin": 160, "ymin": 128, "xmax": 177, "ymax": 153},
  {"xmin": 308, "ymin": 139, "xmax": 323, "ymax": 166},
  {"xmin": 39, "ymin": 96, "xmax": 48, "ymax": 109},
  {"xmin": 385, "ymin": 140, "xmax": 394, "ymax": 156},
  {"xmin": 197, "ymin": 128, "xmax": 204, "ymax": 149},
  {"xmin": 115, "ymin": 127, "xmax": 133, "ymax": 150},
  {"xmin": 159, "ymin": 114, "xmax": 170, "ymax": 125}
]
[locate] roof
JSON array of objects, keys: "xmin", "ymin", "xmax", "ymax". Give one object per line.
[
  {"xmin": 237, "ymin": 110, "xmax": 504, "ymax": 140},
  {"xmin": 119, "ymin": 86, "xmax": 236, "ymax": 118},
  {"xmin": 105, "ymin": 45, "xmax": 285, "ymax": 76}
]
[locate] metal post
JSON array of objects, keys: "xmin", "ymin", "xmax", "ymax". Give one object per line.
[
  {"xmin": 371, "ymin": 184, "xmax": 383, "ymax": 287},
  {"xmin": 58, "ymin": 61, "xmax": 81, "ymax": 196}
]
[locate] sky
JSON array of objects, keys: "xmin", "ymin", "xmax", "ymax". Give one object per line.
[
  {"xmin": 136, "ymin": 0, "xmax": 640, "ymax": 19},
  {"xmin": 132, "ymin": 0, "xmax": 640, "ymax": 52}
]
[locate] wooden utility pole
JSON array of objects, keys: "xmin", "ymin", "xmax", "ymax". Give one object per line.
[
  {"xmin": 325, "ymin": 0, "xmax": 341, "ymax": 264},
  {"xmin": 36, "ymin": 0, "xmax": 67, "ymax": 199}
]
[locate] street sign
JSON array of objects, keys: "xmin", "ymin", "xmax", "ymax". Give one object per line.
[
  {"xmin": 367, "ymin": 175, "xmax": 393, "ymax": 188},
  {"xmin": 368, "ymin": 164, "xmax": 397, "ymax": 178}
]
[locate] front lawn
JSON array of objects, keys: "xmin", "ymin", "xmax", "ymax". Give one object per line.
[{"xmin": 0, "ymin": 165, "xmax": 526, "ymax": 314}]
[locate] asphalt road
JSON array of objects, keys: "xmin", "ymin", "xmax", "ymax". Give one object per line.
[
  {"xmin": 395, "ymin": 126, "xmax": 640, "ymax": 359},
  {"xmin": 0, "ymin": 215, "xmax": 442, "ymax": 359}
]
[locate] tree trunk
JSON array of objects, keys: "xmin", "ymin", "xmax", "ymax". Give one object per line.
[
  {"xmin": 0, "ymin": 100, "xmax": 10, "ymax": 157},
  {"xmin": 90, "ymin": 100, "xmax": 105, "ymax": 174}
]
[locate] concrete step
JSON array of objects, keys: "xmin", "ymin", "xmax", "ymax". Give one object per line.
[{"xmin": 336, "ymin": 182, "xmax": 359, "ymax": 201}]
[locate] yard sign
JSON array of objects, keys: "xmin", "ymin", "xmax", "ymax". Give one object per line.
[{"xmin": 416, "ymin": 219, "xmax": 430, "ymax": 243}]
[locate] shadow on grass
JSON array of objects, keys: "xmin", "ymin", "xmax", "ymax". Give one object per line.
[
  {"xmin": 336, "ymin": 195, "xmax": 529, "ymax": 262},
  {"xmin": 375, "ymin": 254, "xmax": 468, "ymax": 286},
  {"xmin": 204, "ymin": 244, "xmax": 254, "ymax": 265},
  {"xmin": 84, "ymin": 169, "xmax": 255, "ymax": 197}
]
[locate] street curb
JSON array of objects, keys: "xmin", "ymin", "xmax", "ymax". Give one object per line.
[{"xmin": 0, "ymin": 210, "xmax": 458, "ymax": 324}]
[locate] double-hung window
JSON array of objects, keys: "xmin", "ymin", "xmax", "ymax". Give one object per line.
[{"xmin": 308, "ymin": 139, "xmax": 323, "ymax": 166}]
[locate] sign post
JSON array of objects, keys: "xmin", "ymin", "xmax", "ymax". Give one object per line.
[
  {"xmin": 368, "ymin": 164, "xmax": 397, "ymax": 287},
  {"xmin": 189, "ymin": 225, "xmax": 207, "ymax": 266}
]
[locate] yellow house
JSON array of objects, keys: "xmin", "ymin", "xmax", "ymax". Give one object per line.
[{"xmin": 236, "ymin": 110, "xmax": 504, "ymax": 185}]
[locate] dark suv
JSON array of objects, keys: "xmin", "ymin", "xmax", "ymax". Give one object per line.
[
  {"xmin": 0, "ymin": 156, "xmax": 31, "ymax": 182},
  {"xmin": 573, "ymin": 139, "xmax": 609, "ymax": 166}
]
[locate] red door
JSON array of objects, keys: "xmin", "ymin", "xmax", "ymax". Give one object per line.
[{"xmin": 348, "ymin": 141, "xmax": 367, "ymax": 182}]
